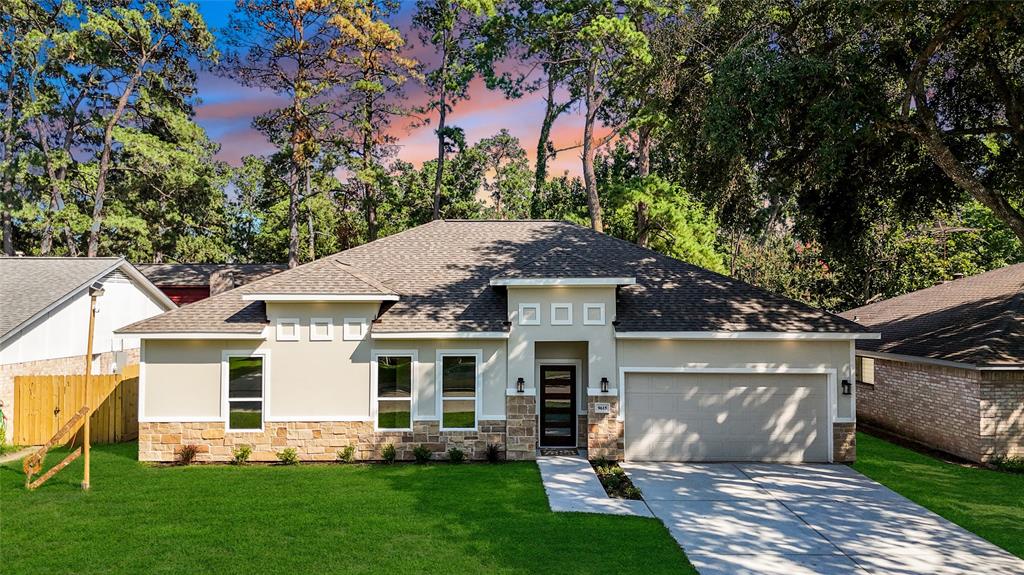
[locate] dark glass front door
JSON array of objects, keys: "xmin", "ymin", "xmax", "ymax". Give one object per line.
[{"xmin": 540, "ymin": 365, "xmax": 577, "ymax": 447}]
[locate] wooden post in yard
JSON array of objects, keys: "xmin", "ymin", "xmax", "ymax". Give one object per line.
[{"xmin": 82, "ymin": 282, "xmax": 104, "ymax": 490}]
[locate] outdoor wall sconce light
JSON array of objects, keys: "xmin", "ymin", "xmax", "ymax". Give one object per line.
[
  {"xmin": 516, "ymin": 377, "xmax": 525, "ymax": 393},
  {"xmin": 600, "ymin": 377, "xmax": 609, "ymax": 393},
  {"xmin": 841, "ymin": 379, "xmax": 852, "ymax": 395}
]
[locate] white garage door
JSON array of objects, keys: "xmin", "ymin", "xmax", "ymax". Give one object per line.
[{"xmin": 624, "ymin": 372, "xmax": 830, "ymax": 462}]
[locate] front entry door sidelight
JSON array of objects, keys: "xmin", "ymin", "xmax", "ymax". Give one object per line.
[{"xmin": 540, "ymin": 365, "xmax": 577, "ymax": 447}]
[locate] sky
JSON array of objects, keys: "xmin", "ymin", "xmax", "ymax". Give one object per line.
[{"xmin": 191, "ymin": 0, "xmax": 592, "ymax": 177}]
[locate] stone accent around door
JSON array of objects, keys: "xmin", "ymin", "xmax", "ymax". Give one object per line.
[
  {"xmin": 138, "ymin": 419, "xmax": 506, "ymax": 463},
  {"xmin": 587, "ymin": 394, "xmax": 623, "ymax": 460},
  {"xmin": 833, "ymin": 422, "xmax": 856, "ymax": 462},
  {"xmin": 505, "ymin": 394, "xmax": 537, "ymax": 461}
]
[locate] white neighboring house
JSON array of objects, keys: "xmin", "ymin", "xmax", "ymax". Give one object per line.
[{"xmin": 0, "ymin": 257, "xmax": 175, "ymax": 442}]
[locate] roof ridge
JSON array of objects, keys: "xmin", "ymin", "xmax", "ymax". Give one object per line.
[
  {"xmin": 844, "ymin": 263, "xmax": 1024, "ymax": 316},
  {"xmin": 330, "ymin": 259, "xmax": 397, "ymax": 295}
]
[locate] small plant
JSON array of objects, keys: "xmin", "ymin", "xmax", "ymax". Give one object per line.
[
  {"xmin": 591, "ymin": 459, "xmax": 642, "ymax": 500},
  {"xmin": 413, "ymin": 444, "xmax": 432, "ymax": 464},
  {"xmin": 485, "ymin": 443, "xmax": 501, "ymax": 463},
  {"xmin": 175, "ymin": 444, "xmax": 200, "ymax": 465},
  {"xmin": 593, "ymin": 456, "xmax": 611, "ymax": 468},
  {"xmin": 381, "ymin": 443, "xmax": 396, "ymax": 464},
  {"xmin": 623, "ymin": 486, "xmax": 643, "ymax": 499},
  {"xmin": 337, "ymin": 445, "xmax": 356, "ymax": 463},
  {"xmin": 231, "ymin": 444, "xmax": 252, "ymax": 465},
  {"xmin": 447, "ymin": 447, "xmax": 466, "ymax": 464},
  {"xmin": 991, "ymin": 455, "xmax": 1024, "ymax": 474},
  {"xmin": 276, "ymin": 447, "xmax": 299, "ymax": 465}
]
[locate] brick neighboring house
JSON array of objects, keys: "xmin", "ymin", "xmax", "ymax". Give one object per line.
[
  {"xmin": 841, "ymin": 265, "xmax": 1024, "ymax": 463},
  {"xmin": 0, "ymin": 257, "xmax": 176, "ymax": 443},
  {"xmin": 135, "ymin": 263, "xmax": 287, "ymax": 305}
]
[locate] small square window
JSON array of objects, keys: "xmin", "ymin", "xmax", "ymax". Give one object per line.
[
  {"xmin": 343, "ymin": 318, "xmax": 367, "ymax": 341},
  {"xmin": 551, "ymin": 303, "xmax": 572, "ymax": 326},
  {"xmin": 276, "ymin": 318, "xmax": 299, "ymax": 342},
  {"xmin": 518, "ymin": 303, "xmax": 540, "ymax": 325},
  {"xmin": 310, "ymin": 318, "xmax": 334, "ymax": 341},
  {"xmin": 583, "ymin": 303, "xmax": 605, "ymax": 325}
]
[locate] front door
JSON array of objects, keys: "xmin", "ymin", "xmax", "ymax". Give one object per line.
[{"xmin": 540, "ymin": 365, "xmax": 577, "ymax": 447}]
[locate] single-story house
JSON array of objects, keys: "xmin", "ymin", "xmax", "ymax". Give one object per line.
[
  {"xmin": 1, "ymin": 257, "xmax": 176, "ymax": 442},
  {"xmin": 136, "ymin": 263, "xmax": 287, "ymax": 305},
  {"xmin": 841, "ymin": 265, "xmax": 1024, "ymax": 463},
  {"xmin": 118, "ymin": 220, "xmax": 876, "ymax": 463}
]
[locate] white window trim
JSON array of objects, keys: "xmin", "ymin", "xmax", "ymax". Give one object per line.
[
  {"xmin": 222, "ymin": 349, "xmax": 270, "ymax": 433},
  {"xmin": 371, "ymin": 349, "xmax": 418, "ymax": 432},
  {"xmin": 343, "ymin": 317, "xmax": 367, "ymax": 341},
  {"xmin": 582, "ymin": 303, "xmax": 606, "ymax": 326},
  {"xmin": 436, "ymin": 349, "xmax": 483, "ymax": 432},
  {"xmin": 310, "ymin": 317, "xmax": 334, "ymax": 341},
  {"xmin": 276, "ymin": 318, "xmax": 300, "ymax": 342},
  {"xmin": 550, "ymin": 303, "xmax": 573, "ymax": 326},
  {"xmin": 518, "ymin": 303, "xmax": 541, "ymax": 326}
]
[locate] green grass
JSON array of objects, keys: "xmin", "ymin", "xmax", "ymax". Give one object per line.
[
  {"xmin": 854, "ymin": 432, "xmax": 1024, "ymax": 558},
  {"xmin": 1, "ymin": 443, "xmax": 693, "ymax": 574}
]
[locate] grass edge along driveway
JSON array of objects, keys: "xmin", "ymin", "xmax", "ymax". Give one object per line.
[
  {"xmin": 1, "ymin": 443, "xmax": 695, "ymax": 575},
  {"xmin": 854, "ymin": 432, "xmax": 1024, "ymax": 559}
]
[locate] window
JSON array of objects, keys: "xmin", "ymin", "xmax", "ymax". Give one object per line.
[
  {"xmin": 582, "ymin": 303, "xmax": 605, "ymax": 325},
  {"xmin": 276, "ymin": 318, "xmax": 299, "ymax": 341},
  {"xmin": 310, "ymin": 318, "xmax": 334, "ymax": 341},
  {"xmin": 857, "ymin": 357, "xmax": 875, "ymax": 385},
  {"xmin": 374, "ymin": 352, "xmax": 415, "ymax": 430},
  {"xmin": 550, "ymin": 303, "xmax": 573, "ymax": 326},
  {"xmin": 438, "ymin": 351, "xmax": 480, "ymax": 430},
  {"xmin": 343, "ymin": 318, "xmax": 367, "ymax": 341},
  {"xmin": 518, "ymin": 303, "xmax": 540, "ymax": 325},
  {"xmin": 226, "ymin": 355, "xmax": 264, "ymax": 431}
]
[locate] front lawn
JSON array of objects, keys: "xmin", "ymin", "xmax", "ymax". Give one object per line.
[
  {"xmin": 854, "ymin": 432, "xmax": 1024, "ymax": 558},
  {"xmin": 1, "ymin": 443, "xmax": 693, "ymax": 574}
]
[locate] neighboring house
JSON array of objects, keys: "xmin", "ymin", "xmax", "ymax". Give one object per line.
[
  {"xmin": 841, "ymin": 265, "xmax": 1024, "ymax": 463},
  {"xmin": 0, "ymin": 257, "xmax": 176, "ymax": 442},
  {"xmin": 136, "ymin": 263, "xmax": 287, "ymax": 305},
  {"xmin": 118, "ymin": 220, "xmax": 876, "ymax": 463}
]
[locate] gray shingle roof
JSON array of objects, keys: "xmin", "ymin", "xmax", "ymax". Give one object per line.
[
  {"xmin": 136, "ymin": 263, "xmax": 286, "ymax": 286},
  {"xmin": 120, "ymin": 220, "xmax": 868, "ymax": 335},
  {"xmin": 0, "ymin": 257, "xmax": 123, "ymax": 339},
  {"xmin": 491, "ymin": 246, "xmax": 633, "ymax": 280},
  {"xmin": 841, "ymin": 264, "xmax": 1024, "ymax": 366}
]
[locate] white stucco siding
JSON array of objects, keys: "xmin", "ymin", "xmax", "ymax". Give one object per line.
[
  {"xmin": 0, "ymin": 271, "xmax": 168, "ymax": 366},
  {"xmin": 143, "ymin": 340, "xmax": 229, "ymax": 419},
  {"xmin": 617, "ymin": 339, "xmax": 855, "ymax": 420}
]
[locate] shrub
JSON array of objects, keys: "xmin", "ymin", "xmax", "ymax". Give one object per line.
[
  {"xmin": 337, "ymin": 445, "xmax": 356, "ymax": 463},
  {"xmin": 175, "ymin": 444, "xmax": 200, "ymax": 465},
  {"xmin": 412, "ymin": 445, "xmax": 432, "ymax": 464},
  {"xmin": 991, "ymin": 456, "xmax": 1024, "ymax": 474},
  {"xmin": 381, "ymin": 443, "xmax": 396, "ymax": 464},
  {"xmin": 485, "ymin": 443, "xmax": 501, "ymax": 463},
  {"xmin": 448, "ymin": 447, "xmax": 466, "ymax": 464},
  {"xmin": 623, "ymin": 486, "xmax": 643, "ymax": 499},
  {"xmin": 593, "ymin": 456, "xmax": 611, "ymax": 469},
  {"xmin": 277, "ymin": 448, "xmax": 299, "ymax": 465},
  {"xmin": 231, "ymin": 445, "xmax": 252, "ymax": 465}
]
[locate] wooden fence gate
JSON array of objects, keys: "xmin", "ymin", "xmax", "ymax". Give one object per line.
[{"xmin": 13, "ymin": 364, "xmax": 139, "ymax": 446}]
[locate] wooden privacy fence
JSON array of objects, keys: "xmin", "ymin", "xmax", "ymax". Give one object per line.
[{"xmin": 13, "ymin": 364, "xmax": 139, "ymax": 446}]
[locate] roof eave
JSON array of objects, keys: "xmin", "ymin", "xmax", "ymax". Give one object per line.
[
  {"xmin": 241, "ymin": 294, "xmax": 399, "ymax": 302},
  {"xmin": 615, "ymin": 331, "xmax": 880, "ymax": 341},
  {"xmin": 490, "ymin": 277, "xmax": 636, "ymax": 287}
]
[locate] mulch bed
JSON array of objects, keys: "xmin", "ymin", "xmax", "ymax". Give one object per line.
[{"xmin": 591, "ymin": 459, "xmax": 643, "ymax": 500}]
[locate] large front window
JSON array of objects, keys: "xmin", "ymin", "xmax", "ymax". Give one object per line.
[
  {"xmin": 227, "ymin": 355, "xmax": 264, "ymax": 431},
  {"xmin": 440, "ymin": 353, "xmax": 479, "ymax": 430},
  {"xmin": 375, "ymin": 355, "xmax": 413, "ymax": 430}
]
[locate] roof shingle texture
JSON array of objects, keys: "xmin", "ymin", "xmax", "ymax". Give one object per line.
[
  {"xmin": 1, "ymin": 257, "xmax": 122, "ymax": 338},
  {"xmin": 492, "ymin": 247, "xmax": 633, "ymax": 279},
  {"xmin": 135, "ymin": 263, "xmax": 287, "ymax": 286},
  {"xmin": 841, "ymin": 264, "xmax": 1024, "ymax": 366},
  {"xmin": 120, "ymin": 220, "xmax": 867, "ymax": 335}
]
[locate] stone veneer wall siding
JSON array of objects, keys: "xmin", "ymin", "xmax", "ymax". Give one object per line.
[
  {"xmin": 505, "ymin": 394, "xmax": 537, "ymax": 461},
  {"xmin": 856, "ymin": 357, "xmax": 1024, "ymax": 462},
  {"xmin": 833, "ymin": 422, "xmax": 856, "ymax": 462},
  {"xmin": 139, "ymin": 420, "xmax": 506, "ymax": 463},
  {"xmin": 0, "ymin": 349, "xmax": 139, "ymax": 442},
  {"xmin": 587, "ymin": 394, "xmax": 623, "ymax": 460}
]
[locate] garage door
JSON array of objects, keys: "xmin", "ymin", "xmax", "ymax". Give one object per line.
[{"xmin": 624, "ymin": 372, "xmax": 830, "ymax": 462}]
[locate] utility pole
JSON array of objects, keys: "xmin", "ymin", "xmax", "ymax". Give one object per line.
[{"xmin": 82, "ymin": 282, "xmax": 104, "ymax": 490}]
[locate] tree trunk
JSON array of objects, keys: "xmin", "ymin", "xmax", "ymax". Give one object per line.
[
  {"xmin": 534, "ymin": 74, "xmax": 559, "ymax": 197},
  {"xmin": 582, "ymin": 60, "xmax": 603, "ymax": 232},
  {"xmin": 635, "ymin": 125, "xmax": 652, "ymax": 247},
  {"xmin": 431, "ymin": 24, "xmax": 449, "ymax": 221},
  {"xmin": 362, "ymin": 92, "xmax": 378, "ymax": 241},
  {"xmin": 288, "ymin": 171, "xmax": 300, "ymax": 268},
  {"xmin": 1, "ymin": 210, "xmax": 11, "ymax": 255},
  {"xmin": 307, "ymin": 207, "xmax": 315, "ymax": 261}
]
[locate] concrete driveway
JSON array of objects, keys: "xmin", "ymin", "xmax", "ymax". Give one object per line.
[{"xmin": 622, "ymin": 462, "xmax": 1024, "ymax": 575}]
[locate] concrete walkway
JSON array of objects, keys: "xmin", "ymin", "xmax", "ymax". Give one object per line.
[
  {"xmin": 623, "ymin": 462, "xmax": 1024, "ymax": 575},
  {"xmin": 0, "ymin": 446, "xmax": 36, "ymax": 465},
  {"xmin": 536, "ymin": 455, "xmax": 652, "ymax": 517}
]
